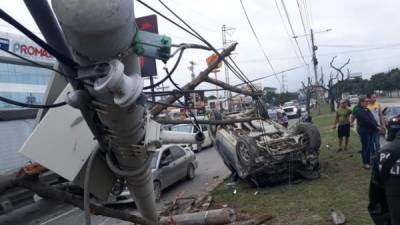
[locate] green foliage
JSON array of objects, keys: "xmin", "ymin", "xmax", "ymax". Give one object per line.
[
  {"xmin": 369, "ymin": 68, "xmax": 400, "ymax": 92},
  {"xmin": 262, "ymin": 91, "xmax": 299, "ymax": 105}
]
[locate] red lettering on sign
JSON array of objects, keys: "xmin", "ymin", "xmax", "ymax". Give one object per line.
[
  {"xmin": 27, "ymin": 46, "xmax": 35, "ymax": 55},
  {"xmin": 16, "ymin": 44, "xmax": 53, "ymax": 59},
  {"xmin": 20, "ymin": 44, "xmax": 27, "ymax": 54}
]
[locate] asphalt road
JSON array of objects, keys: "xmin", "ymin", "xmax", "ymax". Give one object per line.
[{"xmin": 0, "ymin": 146, "xmax": 230, "ymax": 225}]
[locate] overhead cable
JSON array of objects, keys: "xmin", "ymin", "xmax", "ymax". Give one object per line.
[
  {"xmin": 239, "ymin": 0, "xmax": 281, "ymax": 85},
  {"xmin": 279, "ymin": 0, "xmax": 308, "ymax": 65}
]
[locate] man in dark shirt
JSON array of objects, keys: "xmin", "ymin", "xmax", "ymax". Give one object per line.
[
  {"xmin": 369, "ymin": 134, "xmax": 400, "ymax": 225},
  {"xmin": 351, "ymin": 96, "xmax": 380, "ymax": 169}
]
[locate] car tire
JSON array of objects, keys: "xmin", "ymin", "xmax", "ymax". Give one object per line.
[
  {"xmin": 236, "ymin": 136, "xmax": 259, "ymax": 168},
  {"xmin": 153, "ymin": 181, "xmax": 161, "ymax": 202},
  {"xmin": 186, "ymin": 164, "xmax": 195, "ymax": 180},
  {"xmin": 294, "ymin": 123, "xmax": 321, "ymax": 153}
]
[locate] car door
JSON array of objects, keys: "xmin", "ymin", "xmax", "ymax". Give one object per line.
[
  {"xmin": 158, "ymin": 148, "xmax": 175, "ymax": 188},
  {"xmin": 170, "ymin": 146, "xmax": 188, "ymax": 181},
  {"xmin": 201, "ymin": 124, "xmax": 212, "ymax": 147}
]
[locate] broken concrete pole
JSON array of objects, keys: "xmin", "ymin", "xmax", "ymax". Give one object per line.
[{"xmin": 160, "ymin": 208, "xmax": 236, "ymax": 225}]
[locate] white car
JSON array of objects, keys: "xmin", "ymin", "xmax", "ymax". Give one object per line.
[
  {"xmin": 171, "ymin": 123, "xmax": 213, "ymax": 152},
  {"xmin": 348, "ymin": 95, "xmax": 358, "ymax": 105},
  {"xmin": 282, "ymin": 102, "xmax": 301, "ymax": 118}
]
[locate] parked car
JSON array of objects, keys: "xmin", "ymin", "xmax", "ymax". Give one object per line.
[
  {"xmin": 106, "ymin": 145, "xmax": 198, "ymax": 203},
  {"xmin": 348, "ymin": 94, "xmax": 359, "ymax": 105},
  {"xmin": 282, "ymin": 101, "xmax": 301, "ymax": 118},
  {"xmin": 171, "ymin": 123, "xmax": 213, "ymax": 152},
  {"xmin": 382, "ymin": 106, "xmax": 400, "ymax": 141}
]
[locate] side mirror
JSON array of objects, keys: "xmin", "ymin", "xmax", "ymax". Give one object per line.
[{"xmin": 160, "ymin": 160, "xmax": 170, "ymax": 167}]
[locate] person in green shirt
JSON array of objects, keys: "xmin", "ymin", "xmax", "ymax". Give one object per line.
[{"xmin": 332, "ymin": 99, "xmax": 353, "ymax": 151}]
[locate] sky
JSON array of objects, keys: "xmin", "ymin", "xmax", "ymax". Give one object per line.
[{"xmin": 1, "ymin": 0, "xmax": 400, "ymax": 96}]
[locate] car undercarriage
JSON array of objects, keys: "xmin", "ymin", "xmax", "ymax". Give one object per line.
[{"xmin": 209, "ymin": 110, "xmax": 321, "ymax": 187}]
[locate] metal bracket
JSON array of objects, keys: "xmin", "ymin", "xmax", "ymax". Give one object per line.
[{"xmin": 134, "ymin": 31, "xmax": 171, "ymax": 62}]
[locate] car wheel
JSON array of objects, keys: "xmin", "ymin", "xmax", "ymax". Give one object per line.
[
  {"xmin": 153, "ymin": 181, "xmax": 161, "ymax": 202},
  {"xmin": 187, "ymin": 164, "xmax": 195, "ymax": 180},
  {"xmin": 236, "ymin": 136, "xmax": 259, "ymax": 168},
  {"xmin": 294, "ymin": 123, "xmax": 321, "ymax": 153}
]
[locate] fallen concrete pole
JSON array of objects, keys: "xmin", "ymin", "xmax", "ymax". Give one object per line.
[
  {"xmin": 150, "ymin": 43, "xmax": 237, "ymax": 117},
  {"xmin": 160, "ymin": 208, "xmax": 236, "ymax": 225},
  {"xmin": 153, "ymin": 117, "xmax": 263, "ymax": 125}
]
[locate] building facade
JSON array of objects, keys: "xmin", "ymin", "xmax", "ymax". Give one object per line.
[
  {"xmin": 0, "ymin": 109, "xmax": 37, "ymax": 172},
  {"xmin": 0, "ymin": 30, "xmax": 55, "ymax": 109},
  {"xmin": 0, "ymin": 63, "xmax": 51, "ymax": 108}
]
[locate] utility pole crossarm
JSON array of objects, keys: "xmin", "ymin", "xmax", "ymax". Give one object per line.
[{"xmin": 150, "ymin": 43, "xmax": 238, "ymax": 116}]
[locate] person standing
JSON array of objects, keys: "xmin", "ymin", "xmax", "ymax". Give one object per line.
[
  {"xmin": 332, "ymin": 99, "xmax": 352, "ymax": 151},
  {"xmin": 281, "ymin": 113, "xmax": 289, "ymax": 128},
  {"xmin": 351, "ymin": 96, "xmax": 381, "ymax": 169},
  {"xmin": 367, "ymin": 94, "xmax": 386, "ymax": 152}
]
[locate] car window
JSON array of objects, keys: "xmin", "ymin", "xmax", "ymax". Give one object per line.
[
  {"xmin": 160, "ymin": 149, "xmax": 174, "ymax": 163},
  {"xmin": 171, "ymin": 124, "xmax": 192, "ymax": 133},
  {"xmin": 392, "ymin": 107, "xmax": 400, "ymax": 116},
  {"xmin": 151, "ymin": 152, "xmax": 159, "ymax": 169},
  {"xmin": 170, "ymin": 146, "xmax": 185, "ymax": 160}
]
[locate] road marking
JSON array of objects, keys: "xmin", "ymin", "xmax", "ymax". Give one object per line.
[{"xmin": 39, "ymin": 208, "xmax": 79, "ymax": 225}]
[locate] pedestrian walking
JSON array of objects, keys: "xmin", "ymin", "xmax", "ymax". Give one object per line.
[
  {"xmin": 281, "ymin": 113, "xmax": 289, "ymax": 128},
  {"xmin": 332, "ymin": 99, "xmax": 352, "ymax": 151},
  {"xmin": 367, "ymin": 94, "xmax": 386, "ymax": 152},
  {"xmin": 369, "ymin": 134, "xmax": 400, "ymax": 225},
  {"xmin": 351, "ymin": 96, "xmax": 381, "ymax": 169}
]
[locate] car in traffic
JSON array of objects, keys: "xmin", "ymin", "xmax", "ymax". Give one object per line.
[
  {"xmin": 171, "ymin": 123, "xmax": 213, "ymax": 152},
  {"xmin": 382, "ymin": 106, "xmax": 400, "ymax": 141},
  {"xmin": 106, "ymin": 144, "xmax": 198, "ymax": 203},
  {"xmin": 282, "ymin": 101, "xmax": 301, "ymax": 118},
  {"xmin": 348, "ymin": 94, "xmax": 359, "ymax": 105}
]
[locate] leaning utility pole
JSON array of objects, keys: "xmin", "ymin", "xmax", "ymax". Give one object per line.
[
  {"xmin": 310, "ymin": 29, "xmax": 319, "ymax": 86},
  {"xmin": 310, "ymin": 29, "xmax": 321, "ymax": 113},
  {"xmin": 222, "ymin": 24, "xmax": 235, "ymax": 111},
  {"xmin": 188, "ymin": 61, "xmax": 197, "ymax": 115}
]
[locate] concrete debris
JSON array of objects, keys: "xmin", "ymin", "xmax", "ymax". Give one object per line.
[{"xmin": 331, "ymin": 210, "xmax": 346, "ymax": 225}]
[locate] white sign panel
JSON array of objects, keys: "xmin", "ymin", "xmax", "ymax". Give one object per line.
[{"xmin": 0, "ymin": 30, "xmax": 56, "ymax": 67}]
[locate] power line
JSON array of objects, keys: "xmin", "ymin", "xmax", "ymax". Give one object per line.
[
  {"xmin": 239, "ymin": 0, "xmax": 281, "ymax": 85},
  {"xmin": 273, "ymin": 0, "xmax": 303, "ymax": 65},
  {"xmin": 280, "ymin": 0, "xmax": 308, "ymax": 65},
  {"xmin": 295, "ymin": 0, "xmax": 312, "ymax": 53},
  {"xmin": 302, "ymin": 0, "xmax": 312, "ymax": 31}
]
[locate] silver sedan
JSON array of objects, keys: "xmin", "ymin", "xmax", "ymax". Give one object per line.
[{"xmin": 107, "ymin": 144, "xmax": 198, "ymax": 203}]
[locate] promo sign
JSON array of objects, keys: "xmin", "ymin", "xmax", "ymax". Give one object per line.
[
  {"xmin": 136, "ymin": 15, "xmax": 158, "ymax": 77},
  {"xmin": 0, "ymin": 30, "xmax": 56, "ymax": 67}
]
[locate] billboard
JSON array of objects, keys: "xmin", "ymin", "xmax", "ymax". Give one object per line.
[
  {"xmin": 184, "ymin": 91, "xmax": 205, "ymax": 115},
  {"xmin": 0, "ymin": 30, "xmax": 56, "ymax": 67},
  {"xmin": 136, "ymin": 15, "xmax": 158, "ymax": 77}
]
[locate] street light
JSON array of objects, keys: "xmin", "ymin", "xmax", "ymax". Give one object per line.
[{"xmin": 293, "ymin": 28, "xmax": 332, "ymax": 39}]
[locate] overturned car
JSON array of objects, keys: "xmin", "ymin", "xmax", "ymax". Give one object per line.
[{"xmin": 209, "ymin": 110, "xmax": 321, "ymax": 187}]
